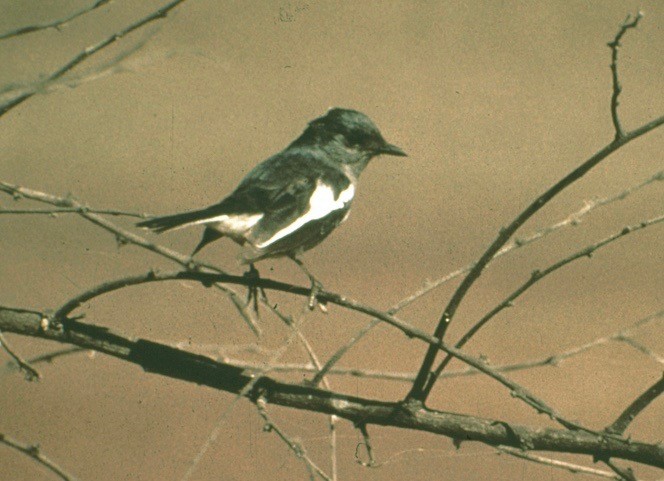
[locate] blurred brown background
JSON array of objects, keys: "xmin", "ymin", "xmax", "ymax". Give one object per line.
[{"xmin": 1, "ymin": 1, "xmax": 662, "ymax": 480}]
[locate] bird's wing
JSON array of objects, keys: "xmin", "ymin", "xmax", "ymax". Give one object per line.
[{"xmin": 229, "ymin": 153, "xmax": 354, "ymax": 250}]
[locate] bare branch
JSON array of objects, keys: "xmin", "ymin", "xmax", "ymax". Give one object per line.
[
  {"xmin": 2, "ymin": 306, "xmax": 662, "ymax": 469},
  {"xmin": 498, "ymin": 447, "xmax": 628, "ymax": 480},
  {"xmin": 212, "ymin": 310, "xmax": 663, "ymax": 383},
  {"xmin": 0, "ymin": 181, "xmax": 260, "ymax": 333},
  {"xmin": 608, "ymin": 12, "xmax": 644, "ymax": 141},
  {"xmin": 0, "ymin": 432, "xmax": 79, "ymax": 481},
  {"xmin": 394, "ymin": 170, "xmax": 663, "ymax": 312},
  {"xmin": 606, "ymin": 375, "xmax": 664, "ymax": 436},
  {"xmin": 616, "ymin": 336, "xmax": 664, "ymax": 365},
  {"xmin": 0, "ymin": 0, "xmax": 111, "ymax": 41},
  {"xmin": 1, "ymin": 182, "xmax": 653, "ymax": 437},
  {"xmin": 312, "ymin": 318, "xmax": 380, "ymax": 386},
  {"xmin": 0, "ymin": 330, "xmax": 41, "ymax": 380},
  {"xmin": 0, "ymin": 28, "xmax": 164, "ymax": 104},
  {"xmin": 181, "ymin": 304, "xmax": 314, "ymax": 481},
  {"xmin": 313, "ymin": 171, "xmax": 663, "ymax": 384},
  {"xmin": 32, "ymin": 266, "xmax": 630, "ymax": 434},
  {"xmin": 355, "ymin": 423, "xmax": 378, "ymax": 467},
  {"xmin": 0, "ymin": 208, "xmax": 146, "ymax": 217},
  {"xmin": 282, "ymin": 310, "xmax": 339, "ymax": 480},
  {"xmin": 409, "ymin": 82, "xmax": 664, "ymax": 403},
  {"xmin": 605, "ymin": 459, "xmax": 638, "ymax": 481},
  {"xmin": 256, "ymin": 397, "xmax": 332, "ymax": 481},
  {"xmin": 430, "ymin": 215, "xmax": 664, "ymax": 380},
  {"xmin": 0, "ymin": 0, "xmax": 188, "ymax": 118}
]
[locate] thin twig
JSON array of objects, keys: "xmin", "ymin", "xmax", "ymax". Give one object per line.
[
  {"xmin": 0, "ymin": 27, "xmax": 166, "ymax": 103},
  {"xmin": 0, "ymin": 432, "xmax": 79, "ymax": 481},
  {"xmin": 312, "ymin": 319, "xmax": 380, "ymax": 386},
  {"xmin": 0, "ymin": 181, "xmax": 257, "ymax": 334},
  {"xmin": 314, "ymin": 171, "xmax": 663, "ymax": 383},
  {"xmin": 608, "ymin": 12, "xmax": 644, "ymax": 141},
  {"xmin": 355, "ymin": 423, "xmax": 378, "ymax": 467},
  {"xmin": 0, "ymin": 0, "xmax": 188, "ymax": 118},
  {"xmin": 605, "ymin": 459, "xmax": 638, "ymax": 481},
  {"xmin": 606, "ymin": 374, "xmax": 664, "ymax": 436},
  {"xmin": 180, "ymin": 304, "xmax": 314, "ymax": 481},
  {"xmin": 498, "ymin": 446, "xmax": 629, "ymax": 480},
  {"xmin": 0, "ymin": 208, "xmax": 145, "ymax": 217},
  {"xmin": 616, "ymin": 337, "xmax": 664, "ymax": 365},
  {"xmin": 409, "ymin": 76, "xmax": 664, "ymax": 403},
  {"xmin": 430, "ymin": 215, "xmax": 664, "ymax": 380},
  {"xmin": 282, "ymin": 308, "xmax": 339, "ymax": 481},
  {"xmin": 214, "ymin": 310, "xmax": 663, "ymax": 382},
  {"xmin": 0, "ymin": 0, "xmax": 111, "ymax": 41},
  {"xmin": 255, "ymin": 397, "xmax": 332, "ymax": 481},
  {"xmin": 0, "ymin": 331, "xmax": 41, "ymax": 380}
]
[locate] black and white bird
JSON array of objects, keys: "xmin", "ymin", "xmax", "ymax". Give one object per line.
[{"xmin": 137, "ymin": 108, "xmax": 406, "ymax": 287}]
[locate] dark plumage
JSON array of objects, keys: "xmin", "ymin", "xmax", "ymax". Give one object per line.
[{"xmin": 137, "ymin": 108, "xmax": 406, "ymax": 263}]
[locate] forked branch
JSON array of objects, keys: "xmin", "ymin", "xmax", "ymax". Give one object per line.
[{"xmin": 407, "ymin": 12, "xmax": 664, "ymax": 404}]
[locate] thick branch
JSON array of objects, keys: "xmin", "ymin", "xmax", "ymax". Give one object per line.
[
  {"xmin": 1, "ymin": 307, "xmax": 662, "ymax": 469},
  {"xmin": 38, "ymin": 269, "xmax": 619, "ymax": 435}
]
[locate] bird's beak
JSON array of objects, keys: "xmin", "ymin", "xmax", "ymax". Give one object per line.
[{"xmin": 379, "ymin": 142, "xmax": 407, "ymax": 157}]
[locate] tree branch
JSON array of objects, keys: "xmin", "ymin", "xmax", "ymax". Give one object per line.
[
  {"xmin": 0, "ymin": 432, "xmax": 79, "ymax": 481},
  {"xmin": 0, "ymin": 330, "xmax": 41, "ymax": 380},
  {"xmin": 0, "ymin": 0, "xmax": 188, "ymax": 118},
  {"xmin": 606, "ymin": 374, "xmax": 664, "ymax": 436},
  {"xmin": 429, "ymin": 215, "xmax": 664, "ymax": 381},
  {"xmin": 0, "ymin": 207, "xmax": 146, "ymax": 217},
  {"xmin": 310, "ymin": 171, "xmax": 663, "ymax": 385},
  {"xmin": 0, "ymin": 180, "xmax": 260, "ymax": 334},
  {"xmin": 0, "ymin": 0, "xmax": 111, "ymax": 41},
  {"xmin": 498, "ymin": 446, "xmax": 632, "ymax": 481},
  {"xmin": 608, "ymin": 12, "xmax": 643, "ymax": 141},
  {"xmin": 201, "ymin": 309, "xmax": 663, "ymax": 383},
  {"xmin": 1, "ymin": 306, "xmax": 662, "ymax": 469},
  {"xmin": 408, "ymin": 18, "xmax": 664, "ymax": 401},
  {"xmin": 255, "ymin": 396, "xmax": 332, "ymax": 481}
]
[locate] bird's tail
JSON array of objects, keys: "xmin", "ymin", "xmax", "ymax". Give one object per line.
[{"xmin": 136, "ymin": 209, "xmax": 211, "ymax": 233}]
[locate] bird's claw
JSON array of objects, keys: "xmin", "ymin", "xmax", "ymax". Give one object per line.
[{"xmin": 307, "ymin": 278, "xmax": 327, "ymax": 312}]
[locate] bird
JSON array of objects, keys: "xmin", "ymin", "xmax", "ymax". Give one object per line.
[{"xmin": 137, "ymin": 108, "xmax": 406, "ymax": 306}]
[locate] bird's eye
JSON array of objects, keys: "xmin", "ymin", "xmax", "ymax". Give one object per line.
[{"xmin": 345, "ymin": 132, "xmax": 367, "ymax": 148}]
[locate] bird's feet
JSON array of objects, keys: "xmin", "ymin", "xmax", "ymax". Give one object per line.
[
  {"xmin": 306, "ymin": 276, "xmax": 327, "ymax": 312},
  {"xmin": 244, "ymin": 263, "xmax": 267, "ymax": 314},
  {"xmin": 289, "ymin": 255, "xmax": 327, "ymax": 312}
]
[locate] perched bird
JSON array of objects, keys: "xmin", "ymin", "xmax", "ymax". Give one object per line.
[{"xmin": 137, "ymin": 108, "xmax": 406, "ymax": 300}]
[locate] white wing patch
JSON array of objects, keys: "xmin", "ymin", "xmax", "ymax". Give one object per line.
[
  {"xmin": 256, "ymin": 180, "xmax": 355, "ymax": 249},
  {"xmin": 190, "ymin": 213, "xmax": 263, "ymax": 232}
]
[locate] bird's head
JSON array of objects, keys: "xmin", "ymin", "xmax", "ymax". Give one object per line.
[{"xmin": 292, "ymin": 108, "xmax": 406, "ymax": 173}]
